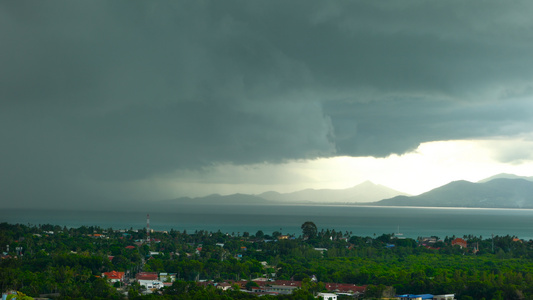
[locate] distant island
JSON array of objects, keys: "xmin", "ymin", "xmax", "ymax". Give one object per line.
[
  {"xmin": 4, "ymin": 174, "xmax": 533, "ymax": 212},
  {"xmin": 159, "ymin": 173, "xmax": 533, "ymax": 209},
  {"xmin": 374, "ymin": 177, "xmax": 533, "ymax": 208}
]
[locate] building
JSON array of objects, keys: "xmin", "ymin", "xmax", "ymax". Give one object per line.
[
  {"xmin": 215, "ymin": 282, "xmax": 233, "ymax": 291},
  {"xmin": 159, "ymin": 273, "xmax": 177, "ymax": 282},
  {"xmin": 135, "ymin": 272, "xmax": 163, "ymax": 292},
  {"xmin": 451, "ymin": 238, "xmax": 467, "ymax": 249},
  {"xmin": 247, "ymin": 280, "xmax": 301, "ymax": 295},
  {"xmin": 324, "ymin": 283, "xmax": 367, "ymax": 296},
  {"xmin": 317, "ymin": 292, "xmax": 337, "ymax": 300},
  {"xmin": 136, "ymin": 272, "xmax": 158, "ymax": 281},
  {"xmin": 397, "ymin": 294, "xmax": 455, "ymax": 300},
  {"xmin": 433, "ymin": 295, "xmax": 455, "ymax": 300},
  {"xmin": 397, "ymin": 294, "xmax": 434, "ymax": 300},
  {"xmin": 102, "ymin": 271, "xmax": 125, "ymax": 283},
  {"xmin": 138, "ymin": 279, "xmax": 164, "ymax": 291},
  {"xmin": 267, "ymin": 285, "xmax": 298, "ymax": 294}
]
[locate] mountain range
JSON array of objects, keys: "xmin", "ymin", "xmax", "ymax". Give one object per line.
[
  {"xmin": 159, "ymin": 173, "xmax": 533, "ymax": 209},
  {"xmin": 257, "ymin": 181, "xmax": 409, "ymax": 203},
  {"xmin": 375, "ymin": 177, "xmax": 533, "ymax": 208},
  {"xmin": 162, "ymin": 180, "xmax": 409, "ymax": 206}
]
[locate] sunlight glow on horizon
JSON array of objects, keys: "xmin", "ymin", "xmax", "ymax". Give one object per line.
[{"xmin": 159, "ymin": 138, "xmax": 533, "ymax": 198}]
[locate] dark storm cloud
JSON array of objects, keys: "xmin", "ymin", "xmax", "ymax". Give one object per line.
[{"xmin": 1, "ymin": 1, "xmax": 533, "ymax": 205}]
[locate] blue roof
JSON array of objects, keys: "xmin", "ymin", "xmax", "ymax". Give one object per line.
[{"xmin": 397, "ymin": 294, "xmax": 434, "ymax": 299}]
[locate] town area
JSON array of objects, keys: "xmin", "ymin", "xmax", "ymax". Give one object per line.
[{"xmin": 1, "ymin": 220, "xmax": 532, "ymax": 299}]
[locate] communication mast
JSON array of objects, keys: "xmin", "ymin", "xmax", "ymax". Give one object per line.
[{"xmin": 147, "ymin": 213, "xmax": 150, "ymax": 246}]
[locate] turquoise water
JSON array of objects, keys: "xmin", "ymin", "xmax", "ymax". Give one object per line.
[{"xmin": 2, "ymin": 205, "xmax": 533, "ymax": 240}]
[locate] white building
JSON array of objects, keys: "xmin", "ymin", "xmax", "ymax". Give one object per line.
[
  {"xmin": 159, "ymin": 273, "xmax": 176, "ymax": 282},
  {"xmin": 433, "ymin": 295, "xmax": 455, "ymax": 300},
  {"xmin": 317, "ymin": 293, "xmax": 337, "ymax": 300},
  {"xmin": 138, "ymin": 279, "xmax": 165, "ymax": 291}
]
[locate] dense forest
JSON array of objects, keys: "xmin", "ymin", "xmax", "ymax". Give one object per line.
[{"xmin": 1, "ymin": 221, "xmax": 533, "ymax": 299}]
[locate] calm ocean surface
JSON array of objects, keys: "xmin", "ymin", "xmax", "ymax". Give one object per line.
[{"xmin": 3, "ymin": 205, "xmax": 533, "ymax": 240}]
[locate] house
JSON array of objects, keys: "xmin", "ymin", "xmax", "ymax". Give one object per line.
[
  {"xmin": 138, "ymin": 279, "xmax": 165, "ymax": 291},
  {"xmin": 433, "ymin": 295, "xmax": 455, "ymax": 300},
  {"xmin": 397, "ymin": 294, "xmax": 434, "ymax": 300},
  {"xmin": 215, "ymin": 282, "xmax": 233, "ymax": 291},
  {"xmin": 267, "ymin": 285, "xmax": 298, "ymax": 294},
  {"xmin": 252, "ymin": 277, "xmax": 269, "ymax": 282},
  {"xmin": 317, "ymin": 293, "xmax": 337, "ymax": 300},
  {"xmin": 136, "ymin": 272, "xmax": 158, "ymax": 281},
  {"xmin": 419, "ymin": 237, "xmax": 437, "ymax": 244},
  {"xmin": 102, "ymin": 271, "xmax": 125, "ymax": 283},
  {"xmin": 243, "ymin": 280, "xmax": 302, "ymax": 294},
  {"xmin": 136, "ymin": 272, "xmax": 164, "ymax": 292},
  {"xmin": 159, "ymin": 272, "xmax": 176, "ymax": 282},
  {"xmin": 451, "ymin": 238, "xmax": 467, "ymax": 249},
  {"xmin": 324, "ymin": 283, "xmax": 367, "ymax": 296},
  {"xmin": 251, "ymin": 286, "xmax": 268, "ymax": 293},
  {"xmin": 397, "ymin": 294, "xmax": 455, "ymax": 300},
  {"xmin": 271, "ymin": 280, "xmax": 302, "ymax": 288}
]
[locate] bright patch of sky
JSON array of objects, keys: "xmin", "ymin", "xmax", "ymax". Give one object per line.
[{"xmin": 161, "ymin": 138, "xmax": 533, "ymax": 198}]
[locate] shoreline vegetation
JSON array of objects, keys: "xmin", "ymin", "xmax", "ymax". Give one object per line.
[{"xmin": 2, "ymin": 221, "xmax": 533, "ymax": 299}]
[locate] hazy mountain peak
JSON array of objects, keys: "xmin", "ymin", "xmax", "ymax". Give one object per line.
[
  {"xmin": 478, "ymin": 173, "xmax": 533, "ymax": 183},
  {"xmin": 357, "ymin": 180, "xmax": 377, "ymax": 187}
]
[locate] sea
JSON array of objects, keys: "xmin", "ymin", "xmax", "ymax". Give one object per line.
[{"xmin": 2, "ymin": 205, "xmax": 533, "ymax": 240}]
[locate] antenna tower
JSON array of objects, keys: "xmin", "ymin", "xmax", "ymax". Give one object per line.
[{"xmin": 147, "ymin": 213, "xmax": 150, "ymax": 245}]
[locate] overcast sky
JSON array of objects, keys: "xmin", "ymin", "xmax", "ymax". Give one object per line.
[{"xmin": 2, "ymin": 1, "xmax": 533, "ymax": 208}]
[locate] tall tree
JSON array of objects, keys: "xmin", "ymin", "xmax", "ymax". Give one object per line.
[{"xmin": 301, "ymin": 222, "xmax": 318, "ymax": 239}]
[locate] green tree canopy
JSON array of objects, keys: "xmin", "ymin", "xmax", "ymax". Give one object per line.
[{"xmin": 301, "ymin": 221, "xmax": 317, "ymax": 239}]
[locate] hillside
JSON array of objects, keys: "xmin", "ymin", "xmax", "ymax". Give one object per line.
[
  {"xmin": 375, "ymin": 178, "xmax": 533, "ymax": 208},
  {"xmin": 258, "ymin": 181, "xmax": 409, "ymax": 203},
  {"xmin": 478, "ymin": 173, "xmax": 533, "ymax": 183},
  {"xmin": 155, "ymin": 181, "xmax": 409, "ymax": 208}
]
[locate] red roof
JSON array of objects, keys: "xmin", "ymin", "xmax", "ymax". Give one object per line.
[
  {"xmin": 125, "ymin": 245, "xmax": 136, "ymax": 249},
  {"xmin": 103, "ymin": 271, "xmax": 125, "ymax": 280},
  {"xmin": 136, "ymin": 272, "xmax": 158, "ymax": 280},
  {"xmin": 452, "ymin": 238, "xmax": 467, "ymax": 247},
  {"xmin": 271, "ymin": 280, "xmax": 302, "ymax": 287}
]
